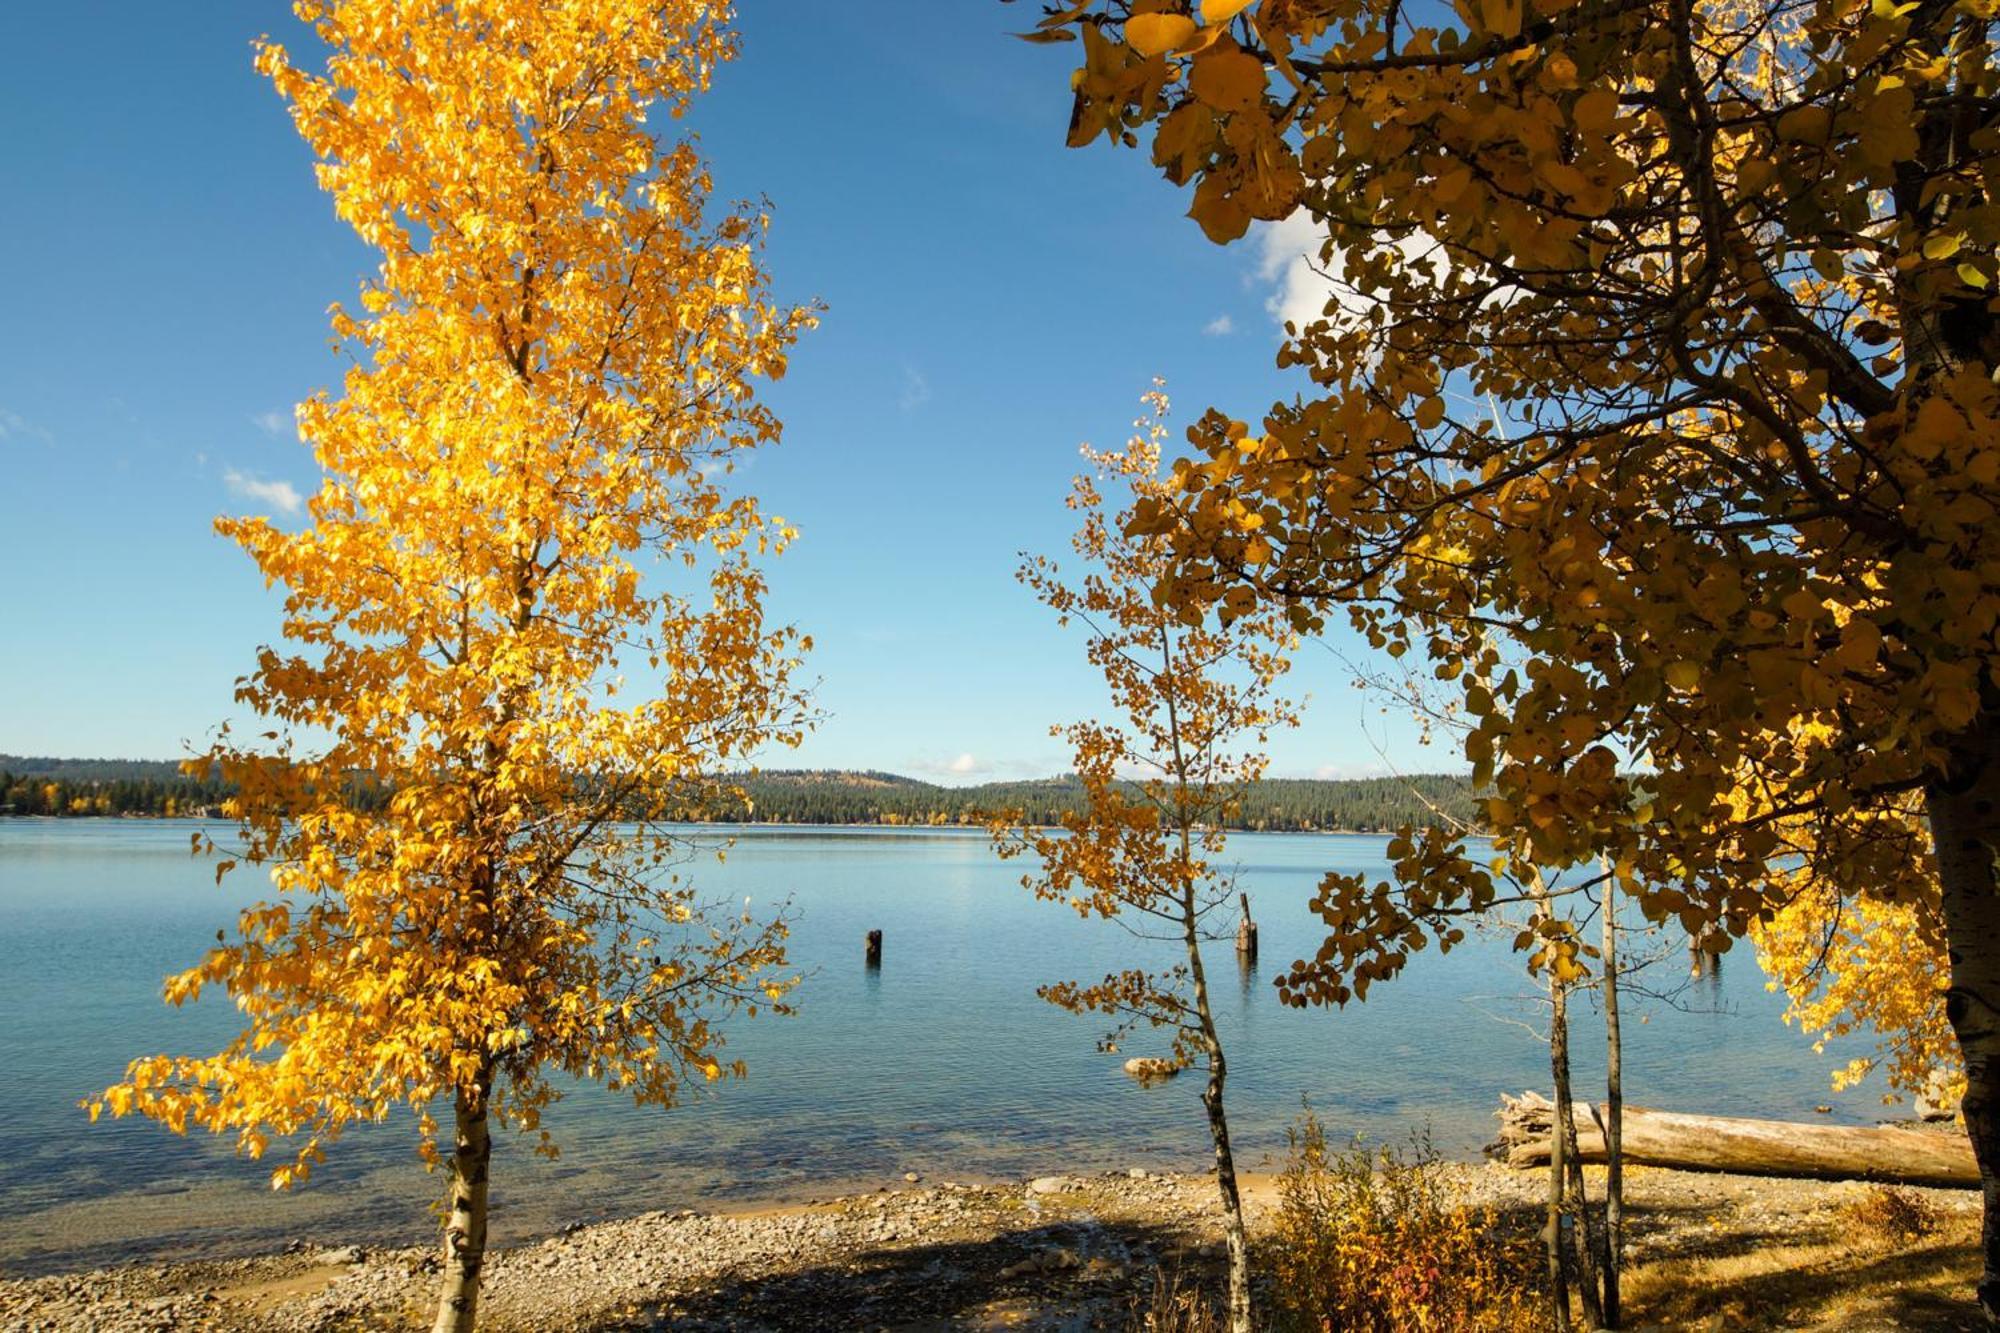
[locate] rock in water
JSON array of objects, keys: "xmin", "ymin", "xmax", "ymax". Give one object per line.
[
  {"xmin": 1123, "ymin": 1057, "xmax": 1179, "ymax": 1082},
  {"xmin": 1916, "ymin": 1070, "xmax": 1962, "ymax": 1123}
]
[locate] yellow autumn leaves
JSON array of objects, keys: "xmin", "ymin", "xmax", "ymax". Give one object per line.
[
  {"xmin": 995, "ymin": 387, "xmax": 1299, "ymax": 1039},
  {"xmin": 89, "ymin": 0, "xmax": 811, "ymax": 1194},
  {"xmin": 1008, "ymin": 0, "xmax": 1992, "ymax": 1117}
]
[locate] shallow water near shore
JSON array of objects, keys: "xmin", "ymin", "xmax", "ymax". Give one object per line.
[{"xmin": 0, "ymin": 819, "xmax": 1883, "ymax": 1276}]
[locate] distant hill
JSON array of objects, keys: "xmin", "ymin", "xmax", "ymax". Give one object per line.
[
  {"xmin": 0, "ymin": 756, "xmax": 195, "ymax": 782},
  {"xmin": 0, "ymin": 756, "xmax": 1480, "ymax": 833}
]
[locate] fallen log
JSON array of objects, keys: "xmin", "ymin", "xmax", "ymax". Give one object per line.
[{"xmin": 1490, "ymin": 1091, "xmax": 1977, "ymax": 1188}]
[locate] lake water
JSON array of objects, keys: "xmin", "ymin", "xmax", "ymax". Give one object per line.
[{"xmin": 0, "ymin": 819, "xmax": 1888, "ymax": 1275}]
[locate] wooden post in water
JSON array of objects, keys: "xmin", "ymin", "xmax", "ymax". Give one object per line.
[
  {"xmin": 1688, "ymin": 925, "xmax": 1722, "ymax": 979},
  {"xmin": 864, "ymin": 929, "xmax": 883, "ymax": 969},
  {"xmin": 1235, "ymin": 893, "xmax": 1257, "ymax": 962}
]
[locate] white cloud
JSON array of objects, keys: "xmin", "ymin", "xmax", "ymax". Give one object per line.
[
  {"xmin": 1313, "ymin": 761, "xmax": 1391, "ymax": 781},
  {"xmin": 1256, "ymin": 210, "xmax": 1344, "ymax": 333},
  {"xmin": 1257, "ymin": 211, "xmax": 1439, "ymax": 334},
  {"xmin": 223, "ymin": 468, "xmax": 304, "ymax": 515},
  {"xmin": 0, "ymin": 408, "xmax": 53, "ymax": 446},
  {"xmin": 250, "ymin": 409, "xmax": 294, "ymax": 438},
  {"xmin": 1202, "ymin": 314, "xmax": 1235, "ymax": 337},
  {"xmin": 899, "ymin": 366, "xmax": 931, "ymax": 413},
  {"xmin": 908, "ymin": 751, "xmax": 995, "ymax": 782},
  {"xmin": 1253, "ymin": 209, "xmax": 1520, "ymax": 337}
]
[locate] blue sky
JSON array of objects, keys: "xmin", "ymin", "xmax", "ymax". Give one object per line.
[{"xmin": 0, "ymin": 3, "xmax": 1450, "ymax": 783}]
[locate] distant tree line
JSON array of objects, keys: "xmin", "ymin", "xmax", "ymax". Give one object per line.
[
  {"xmin": 0, "ymin": 757, "xmax": 388, "ymax": 819},
  {"xmin": 0, "ymin": 757, "xmax": 1480, "ymax": 833},
  {"xmin": 0, "ymin": 758, "xmax": 232, "ymax": 818},
  {"xmin": 689, "ymin": 770, "xmax": 1481, "ymax": 833}
]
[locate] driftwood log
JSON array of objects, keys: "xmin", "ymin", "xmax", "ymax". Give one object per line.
[{"xmin": 1491, "ymin": 1091, "xmax": 1977, "ymax": 1188}]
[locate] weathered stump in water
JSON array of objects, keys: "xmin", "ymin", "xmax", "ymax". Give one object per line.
[
  {"xmin": 864, "ymin": 929, "xmax": 882, "ymax": 968},
  {"xmin": 1235, "ymin": 892, "xmax": 1258, "ymax": 961},
  {"xmin": 1688, "ymin": 932, "xmax": 1723, "ymax": 979}
]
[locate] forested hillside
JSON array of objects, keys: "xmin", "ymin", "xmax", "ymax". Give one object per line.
[{"xmin": 0, "ymin": 757, "xmax": 1477, "ymax": 832}]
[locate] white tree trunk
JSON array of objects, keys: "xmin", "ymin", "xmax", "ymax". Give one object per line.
[
  {"xmin": 1601, "ymin": 880, "xmax": 1624, "ymax": 1329},
  {"xmin": 431, "ymin": 1066, "xmax": 493, "ymax": 1333},
  {"xmin": 1186, "ymin": 912, "xmax": 1250, "ymax": 1333}
]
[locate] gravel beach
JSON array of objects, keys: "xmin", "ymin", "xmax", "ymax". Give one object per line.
[{"xmin": 0, "ymin": 1161, "xmax": 1985, "ymax": 1331}]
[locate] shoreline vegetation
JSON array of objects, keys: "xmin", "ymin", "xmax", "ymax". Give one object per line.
[
  {"xmin": 0, "ymin": 1162, "xmax": 1980, "ymax": 1331},
  {"xmin": 0, "ymin": 759, "xmax": 1481, "ymax": 835}
]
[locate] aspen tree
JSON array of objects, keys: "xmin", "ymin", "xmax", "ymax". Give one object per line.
[
  {"xmin": 87, "ymin": 4, "xmax": 813, "ymax": 1329},
  {"xmin": 996, "ymin": 389, "xmax": 1297, "ymax": 1333},
  {"xmin": 1020, "ymin": 0, "xmax": 2000, "ymax": 1313}
]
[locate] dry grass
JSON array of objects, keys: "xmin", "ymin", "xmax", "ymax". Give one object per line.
[
  {"xmin": 1841, "ymin": 1184, "xmax": 1944, "ymax": 1247},
  {"xmin": 1619, "ymin": 1207, "xmax": 1981, "ymax": 1331},
  {"xmin": 1123, "ymin": 1266, "xmax": 1222, "ymax": 1333}
]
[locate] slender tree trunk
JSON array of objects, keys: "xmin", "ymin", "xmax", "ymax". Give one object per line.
[
  {"xmin": 1930, "ymin": 717, "xmax": 2000, "ymax": 1327},
  {"xmin": 1545, "ymin": 962, "xmax": 1572, "ymax": 1333},
  {"xmin": 1551, "ymin": 970, "xmax": 1605, "ymax": 1330},
  {"xmin": 1201, "ymin": 1063, "xmax": 1251, "ymax": 1333},
  {"xmin": 432, "ymin": 1062, "xmax": 494, "ymax": 1333},
  {"xmin": 1601, "ymin": 877, "xmax": 1624, "ymax": 1328},
  {"xmin": 1186, "ymin": 905, "xmax": 1251, "ymax": 1333}
]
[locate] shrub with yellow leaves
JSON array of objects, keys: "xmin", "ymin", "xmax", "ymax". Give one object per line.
[
  {"xmin": 1752, "ymin": 813, "xmax": 1962, "ymax": 1113},
  {"xmin": 1268, "ymin": 1112, "xmax": 1541, "ymax": 1333}
]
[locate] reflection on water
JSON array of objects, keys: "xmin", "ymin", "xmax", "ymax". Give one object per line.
[{"xmin": 0, "ymin": 820, "xmax": 1879, "ymax": 1274}]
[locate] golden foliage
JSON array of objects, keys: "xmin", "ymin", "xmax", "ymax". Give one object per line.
[
  {"xmin": 86, "ymin": 0, "xmax": 813, "ymax": 1186},
  {"xmin": 1020, "ymin": 0, "xmax": 2000, "ymax": 1020},
  {"xmin": 1752, "ymin": 811, "xmax": 1962, "ymax": 1106},
  {"xmin": 992, "ymin": 386, "xmax": 1297, "ymax": 1062},
  {"xmin": 1268, "ymin": 1112, "xmax": 1541, "ymax": 1333}
]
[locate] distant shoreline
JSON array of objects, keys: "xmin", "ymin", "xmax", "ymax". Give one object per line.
[{"xmin": 0, "ymin": 811, "xmax": 1414, "ymax": 837}]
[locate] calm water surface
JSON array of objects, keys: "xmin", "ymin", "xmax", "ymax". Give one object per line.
[{"xmin": 0, "ymin": 819, "xmax": 1883, "ymax": 1274}]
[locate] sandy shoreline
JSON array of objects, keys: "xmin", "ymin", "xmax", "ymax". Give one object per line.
[{"xmin": 1, "ymin": 1161, "xmax": 1986, "ymax": 1331}]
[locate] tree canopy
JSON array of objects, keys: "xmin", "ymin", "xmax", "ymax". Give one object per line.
[{"xmin": 1020, "ymin": 0, "xmax": 2000, "ymax": 1313}]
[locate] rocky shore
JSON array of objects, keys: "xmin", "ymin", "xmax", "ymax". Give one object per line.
[{"xmin": 0, "ymin": 1163, "xmax": 1983, "ymax": 1331}]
